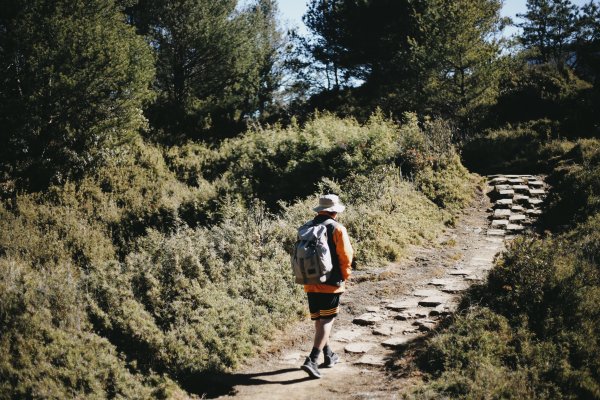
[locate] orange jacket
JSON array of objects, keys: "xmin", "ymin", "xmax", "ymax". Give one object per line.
[{"xmin": 304, "ymin": 213, "xmax": 354, "ymax": 294}]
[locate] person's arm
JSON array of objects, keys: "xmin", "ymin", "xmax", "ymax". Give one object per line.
[{"xmin": 333, "ymin": 225, "xmax": 353, "ymax": 280}]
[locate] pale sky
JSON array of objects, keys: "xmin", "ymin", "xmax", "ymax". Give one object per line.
[{"xmin": 277, "ymin": 0, "xmax": 594, "ymax": 37}]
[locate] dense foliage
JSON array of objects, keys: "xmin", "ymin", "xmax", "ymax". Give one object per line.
[
  {"xmin": 0, "ymin": 0, "xmax": 155, "ymax": 189},
  {"xmin": 0, "ymin": 114, "xmax": 476, "ymax": 397}
]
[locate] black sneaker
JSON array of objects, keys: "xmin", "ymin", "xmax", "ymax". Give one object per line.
[
  {"xmin": 323, "ymin": 352, "xmax": 339, "ymax": 368},
  {"xmin": 301, "ymin": 357, "xmax": 322, "ymax": 378}
]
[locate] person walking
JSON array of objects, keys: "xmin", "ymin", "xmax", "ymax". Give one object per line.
[{"xmin": 301, "ymin": 194, "xmax": 354, "ymax": 379}]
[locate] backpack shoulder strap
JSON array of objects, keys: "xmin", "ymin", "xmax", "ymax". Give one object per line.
[{"xmin": 320, "ymin": 219, "xmax": 339, "ymax": 228}]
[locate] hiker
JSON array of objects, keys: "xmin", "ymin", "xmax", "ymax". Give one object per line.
[{"xmin": 301, "ymin": 194, "xmax": 354, "ymax": 379}]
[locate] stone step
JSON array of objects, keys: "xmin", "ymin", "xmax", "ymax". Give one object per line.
[
  {"xmin": 395, "ymin": 308, "xmax": 428, "ymax": 320},
  {"xmin": 414, "ymin": 319, "xmax": 437, "ymax": 332},
  {"xmin": 498, "ymin": 189, "xmax": 515, "ymax": 197},
  {"xmin": 412, "ymin": 289, "xmax": 444, "ymax": 297},
  {"xmin": 506, "ymin": 224, "xmax": 525, "ymax": 231},
  {"xmin": 493, "ymin": 209, "xmax": 511, "ymax": 219},
  {"xmin": 441, "ymin": 283, "xmax": 469, "ymax": 294},
  {"xmin": 372, "ymin": 322, "xmax": 415, "ymax": 336},
  {"xmin": 513, "ymin": 195, "xmax": 530, "ymax": 204},
  {"xmin": 353, "ymin": 313, "xmax": 385, "ymax": 326},
  {"xmin": 526, "ymin": 209, "xmax": 543, "ymax": 216},
  {"xmin": 528, "ymin": 198, "xmax": 544, "ymax": 207},
  {"xmin": 495, "ymin": 184, "xmax": 511, "ymax": 191},
  {"xmin": 418, "ymin": 296, "xmax": 453, "ymax": 307},
  {"xmin": 529, "ymin": 189, "xmax": 546, "ymax": 197},
  {"xmin": 491, "ymin": 219, "xmax": 509, "ymax": 228},
  {"xmin": 345, "ymin": 342, "xmax": 375, "ymax": 354},
  {"xmin": 495, "ymin": 199, "xmax": 513, "ymax": 208},
  {"xmin": 448, "ymin": 269, "xmax": 473, "ymax": 276},
  {"xmin": 386, "ymin": 298, "xmax": 420, "ymax": 311},
  {"xmin": 512, "ymin": 184, "xmax": 529, "ymax": 193},
  {"xmin": 490, "ymin": 177, "xmax": 509, "ymax": 184},
  {"xmin": 332, "ymin": 329, "xmax": 367, "ymax": 343},
  {"xmin": 381, "ymin": 335, "xmax": 418, "ymax": 349},
  {"xmin": 509, "ymin": 214, "xmax": 527, "ymax": 222},
  {"xmin": 355, "ymin": 354, "xmax": 386, "ymax": 366}
]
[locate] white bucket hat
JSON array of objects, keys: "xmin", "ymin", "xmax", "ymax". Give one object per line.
[{"xmin": 313, "ymin": 194, "xmax": 346, "ymax": 213}]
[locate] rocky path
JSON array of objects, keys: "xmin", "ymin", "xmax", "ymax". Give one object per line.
[{"xmin": 206, "ymin": 175, "xmax": 546, "ymax": 399}]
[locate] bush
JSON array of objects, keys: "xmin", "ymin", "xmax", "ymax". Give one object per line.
[{"xmin": 0, "ymin": 113, "xmax": 478, "ymax": 396}]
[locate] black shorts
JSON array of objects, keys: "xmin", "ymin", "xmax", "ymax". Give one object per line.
[{"xmin": 307, "ymin": 292, "xmax": 341, "ymax": 320}]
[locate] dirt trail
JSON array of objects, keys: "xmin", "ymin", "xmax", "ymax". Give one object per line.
[{"xmin": 201, "ymin": 175, "xmax": 546, "ymax": 399}]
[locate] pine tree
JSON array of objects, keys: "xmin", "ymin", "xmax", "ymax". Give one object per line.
[
  {"xmin": 0, "ymin": 0, "xmax": 155, "ymax": 189},
  {"xmin": 408, "ymin": 0, "xmax": 506, "ymax": 125},
  {"xmin": 574, "ymin": 0, "xmax": 600, "ymax": 80},
  {"xmin": 126, "ymin": 0, "xmax": 283, "ymax": 138},
  {"xmin": 518, "ymin": 0, "xmax": 579, "ymax": 63}
]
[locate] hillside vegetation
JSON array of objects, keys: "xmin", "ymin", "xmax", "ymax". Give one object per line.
[
  {"xmin": 0, "ymin": 113, "xmax": 476, "ymax": 398},
  {"xmin": 411, "ymin": 139, "xmax": 600, "ymax": 399}
]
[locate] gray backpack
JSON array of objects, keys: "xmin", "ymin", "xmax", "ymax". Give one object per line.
[{"xmin": 291, "ymin": 219, "xmax": 335, "ymax": 285}]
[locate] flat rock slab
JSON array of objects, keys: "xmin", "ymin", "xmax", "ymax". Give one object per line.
[
  {"xmin": 386, "ymin": 299, "xmax": 420, "ymax": 311},
  {"xmin": 487, "ymin": 229, "xmax": 506, "ymax": 236},
  {"xmin": 527, "ymin": 209, "xmax": 543, "ymax": 216},
  {"xmin": 465, "ymin": 275, "xmax": 484, "ymax": 282},
  {"xmin": 529, "ymin": 189, "xmax": 546, "ymax": 197},
  {"xmin": 528, "ymin": 198, "xmax": 544, "ymax": 206},
  {"xmin": 512, "ymin": 184, "xmax": 529, "ymax": 192},
  {"xmin": 511, "ymin": 205, "xmax": 525, "ymax": 212},
  {"xmin": 372, "ymin": 322, "xmax": 414, "ymax": 336},
  {"xmin": 495, "ymin": 199, "xmax": 513, "ymax": 207},
  {"xmin": 414, "ymin": 320, "xmax": 437, "ymax": 332},
  {"xmin": 508, "ymin": 178, "xmax": 525, "ymax": 184},
  {"xmin": 381, "ymin": 335, "xmax": 418, "ymax": 349},
  {"xmin": 448, "ymin": 269, "xmax": 473, "ymax": 276},
  {"xmin": 509, "ymin": 214, "xmax": 527, "ymax": 221},
  {"xmin": 507, "ymin": 224, "xmax": 525, "ymax": 231},
  {"xmin": 493, "ymin": 209, "xmax": 511, "ymax": 218},
  {"xmin": 345, "ymin": 342, "xmax": 375, "ymax": 354},
  {"xmin": 412, "ymin": 289, "xmax": 443, "ymax": 297},
  {"xmin": 353, "ymin": 313, "xmax": 385, "ymax": 326},
  {"xmin": 491, "ymin": 219, "xmax": 509, "ymax": 227},
  {"xmin": 495, "ymin": 184, "xmax": 511, "ymax": 191},
  {"xmin": 418, "ymin": 296, "xmax": 452, "ymax": 307},
  {"xmin": 528, "ymin": 180, "xmax": 544, "ymax": 187},
  {"xmin": 498, "ymin": 189, "xmax": 515, "ymax": 197},
  {"xmin": 355, "ymin": 354, "xmax": 386, "ymax": 366},
  {"xmin": 332, "ymin": 329, "xmax": 367, "ymax": 343},
  {"xmin": 428, "ymin": 278, "xmax": 460, "ymax": 286},
  {"xmin": 491, "ymin": 177, "xmax": 509, "ymax": 184},
  {"xmin": 441, "ymin": 283, "xmax": 469, "ymax": 294},
  {"xmin": 396, "ymin": 308, "xmax": 428, "ymax": 320}
]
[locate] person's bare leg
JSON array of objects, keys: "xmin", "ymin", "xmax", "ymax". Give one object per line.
[{"xmin": 313, "ymin": 317, "xmax": 335, "ymax": 350}]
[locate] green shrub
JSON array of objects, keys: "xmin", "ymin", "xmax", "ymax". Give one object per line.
[
  {"xmin": 542, "ymin": 139, "xmax": 600, "ymax": 230},
  {"xmin": 0, "ymin": 113, "xmax": 477, "ymax": 396},
  {"xmin": 0, "ymin": 259, "xmax": 157, "ymax": 400}
]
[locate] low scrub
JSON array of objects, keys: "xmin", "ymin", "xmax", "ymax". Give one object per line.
[{"xmin": 0, "ymin": 113, "xmax": 477, "ymax": 396}]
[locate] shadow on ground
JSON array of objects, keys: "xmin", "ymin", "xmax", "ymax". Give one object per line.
[{"xmin": 182, "ymin": 367, "xmax": 314, "ymax": 398}]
